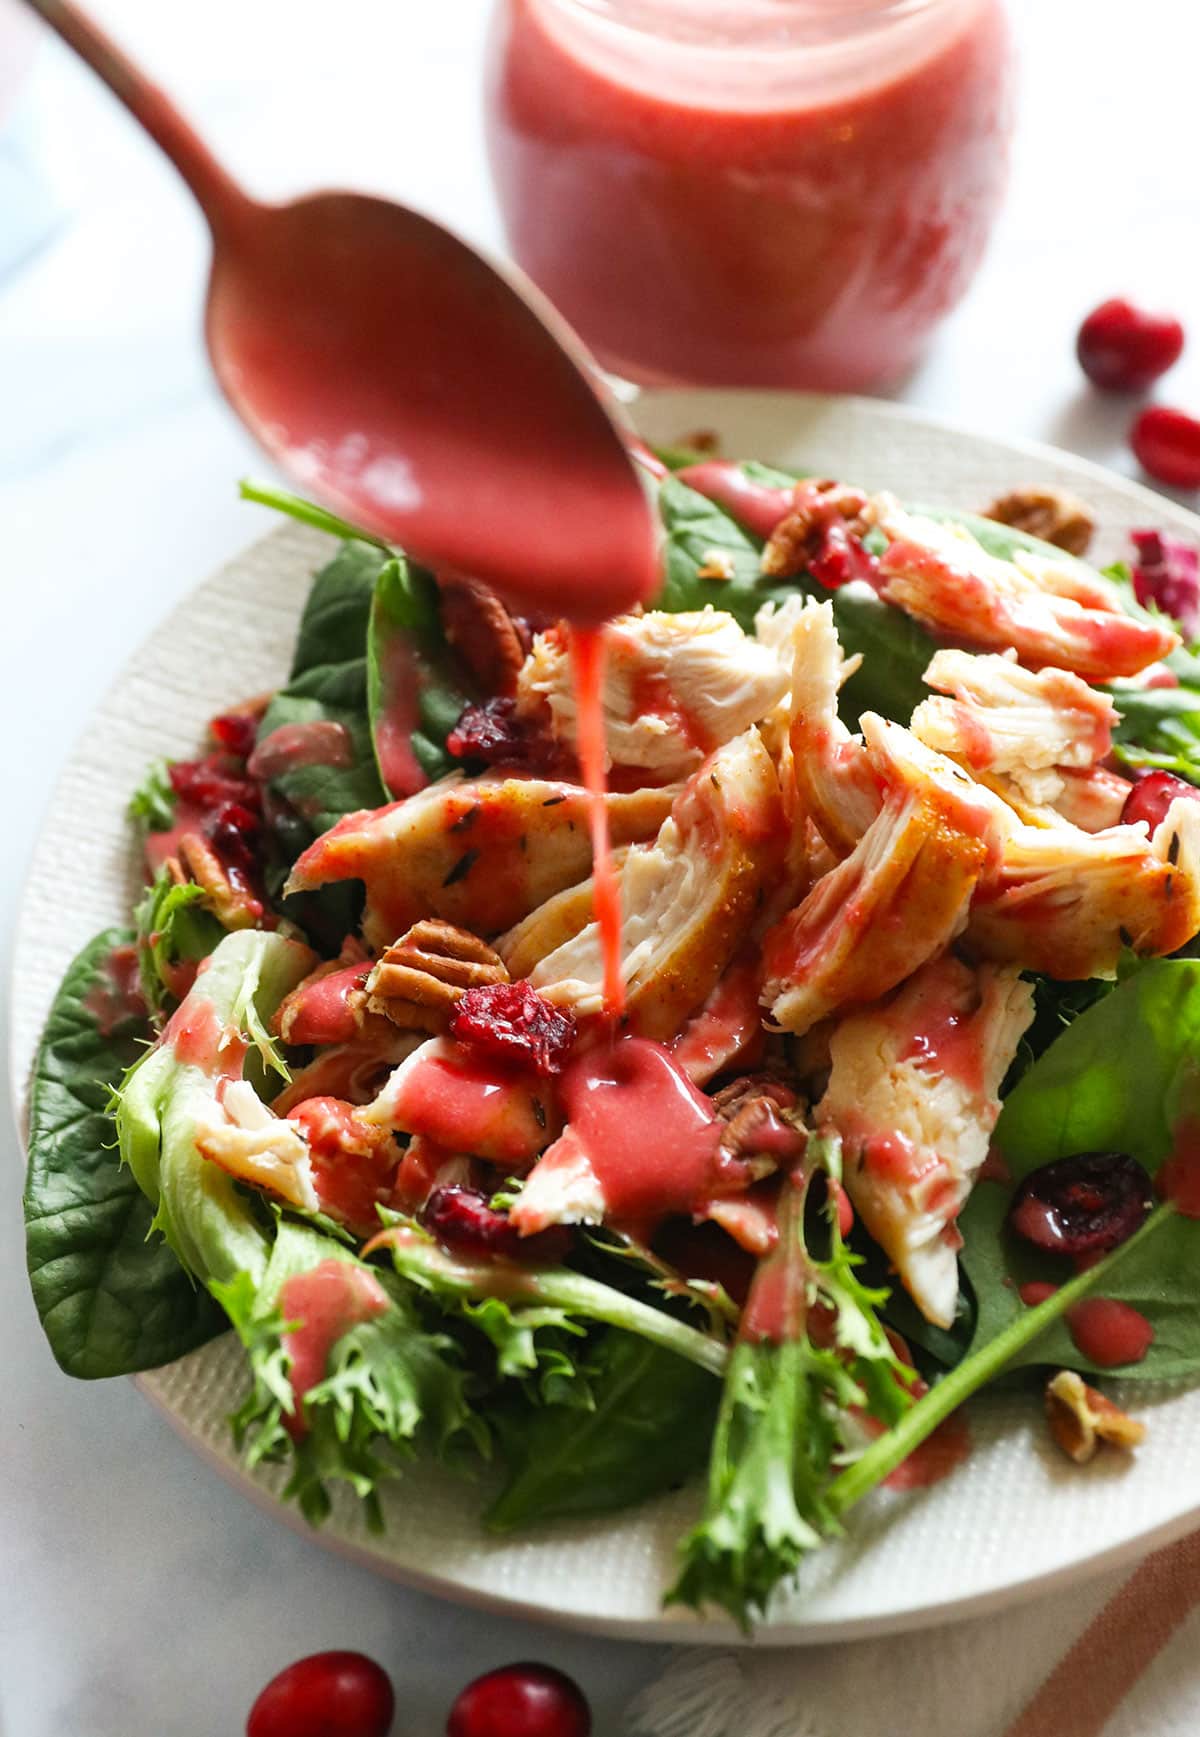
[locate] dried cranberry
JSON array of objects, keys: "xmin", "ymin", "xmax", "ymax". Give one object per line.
[
  {"xmin": 450, "ymin": 980, "xmax": 577, "ymax": 1076},
  {"xmin": 246, "ymin": 1650, "xmax": 394, "ymax": 1737},
  {"xmin": 1121, "ymin": 769, "xmax": 1200, "ymax": 834},
  {"xmin": 169, "ymin": 752, "xmax": 261, "ymax": 813},
  {"xmin": 1008, "ymin": 1152, "xmax": 1152, "ymax": 1258},
  {"xmin": 205, "ymin": 800, "xmax": 262, "ymax": 874},
  {"xmin": 210, "ymin": 709, "xmax": 259, "ymax": 759},
  {"xmin": 446, "ymin": 698, "xmax": 559, "ymax": 773},
  {"xmin": 1131, "ymin": 406, "xmax": 1200, "ymax": 490},
  {"xmin": 1076, "ymin": 298, "xmax": 1184, "ymax": 392},
  {"xmin": 1130, "ymin": 528, "xmax": 1200, "ymax": 637},
  {"xmin": 423, "ymin": 1186, "xmax": 570, "ymax": 1265},
  {"xmin": 808, "ymin": 523, "xmax": 879, "ymax": 592},
  {"xmin": 446, "ymin": 1663, "xmax": 591, "ymax": 1737}
]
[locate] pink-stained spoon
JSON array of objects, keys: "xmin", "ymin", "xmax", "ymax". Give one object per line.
[{"xmin": 21, "ymin": 0, "xmax": 659, "ymax": 626}]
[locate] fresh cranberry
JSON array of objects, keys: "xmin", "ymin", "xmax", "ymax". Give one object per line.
[
  {"xmin": 423, "ymin": 1186, "xmax": 570, "ymax": 1266},
  {"xmin": 449, "ymin": 981, "xmax": 577, "ymax": 1076},
  {"xmin": 1131, "ymin": 406, "xmax": 1200, "ymax": 490},
  {"xmin": 446, "ymin": 698, "xmax": 559, "ymax": 772},
  {"xmin": 446, "ymin": 1663, "xmax": 591, "ymax": 1737},
  {"xmin": 1007, "ymin": 1152, "xmax": 1152, "ymax": 1259},
  {"xmin": 210, "ymin": 709, "xmax": 260, "ymax": 759},
  {"xmin": 1121, "ymin": 769, "xmax": 1200, "ymax": 834},
  {"xmin": 1076, "ymin": 298, "xmax": 1185, "ymax": 392},
  {"xmin": 1130, "ymin": 528, "xmax": 1200, "ymax": 637},
  {"xmin": 246, "ymin": 1650, "xmax": 394, "ymax": 1737}
]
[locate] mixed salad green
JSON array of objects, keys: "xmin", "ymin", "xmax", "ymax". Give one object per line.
[{"xmin": 22, "ymin": 458, "xmax": 1200, "ymax": 1628}]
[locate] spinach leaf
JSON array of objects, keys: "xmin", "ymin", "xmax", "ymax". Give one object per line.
[
  {"xmin": 255, "ymin": 541, "xmax": 388, "ymax": 843},
  {"xmin": 1110, "ymin": 679, "xmax": 1200, "ymax": 784},
  {"xmin": 23, "ymin": 928, "xmax": 225, "ymax": 1378},
  {"xmin": 484, "ymin": 1331, "xmax": 719, "ymax": 1533},
  {"xmin": 959, "ymin": 960, "xmax": 1200, "ymax": 1379},
  {"xmin": 367, "ymin": 557, "xmax": 470, "ymax": 794},
  {"xmin": 657, "ymin": 474, "xmax": 769, "ymax": 623}
]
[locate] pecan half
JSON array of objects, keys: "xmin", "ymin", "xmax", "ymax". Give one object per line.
[
  {"xmin": 710, "ymin": 1074, "xmax": 798, "ymax": 1120},
  {"xmin": 366, "ymin": 919, "xmax": 510, "ymax": 1033},
  {"xmin": 982, "ymin": 487, "xmax": 1095, "ymax": 557},
  {"xmin": 761, "ymin": 479, "xmax": 871, "ymax": 579},
  {"xmin": 1045, "ymin": 1369, "xmax": 1145, "ymax": 1464},
  {"xmin": 438, "ymin": 574, "xmax": 526, "ymax": 695},
  {"xmin": 175, "ymin": 831, "xmax": 261, "ymax": 929},
  {"xmin": 720, "ymin": 1095, "xmax": 808, "ymax": 1164}
]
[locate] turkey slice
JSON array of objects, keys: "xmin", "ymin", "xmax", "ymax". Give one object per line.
[
  {"xmin": 502, "ymin": 728, "xmax": 785, "ymax": 1039},
  {"xmin": 286, "ymin": 774, "xmax": 675, "ymax": 948},
  {"xmin": 817, "ymin": 954, "xmax": 1034, "ymax": 1327},
  {"xmin": 761, "ymin": 716, "xmax": 1006, "ymax": 1035},
  {"xmin": 867, "ymin": 495, "xmax": 1178, "ymax": 680},
  {"xmin": 516, "ymin": 608, "xmax": 788, "ymax": 780}
]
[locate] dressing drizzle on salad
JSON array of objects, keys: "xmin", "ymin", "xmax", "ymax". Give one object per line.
[{"xmin": 32, "ymin": 448, "xmax": 1200, "ymax": 1635}]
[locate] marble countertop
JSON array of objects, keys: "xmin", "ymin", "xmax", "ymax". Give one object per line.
[{"xmin": 3, "ymin": 2, "xmax": 1199, "ymax": 1733}]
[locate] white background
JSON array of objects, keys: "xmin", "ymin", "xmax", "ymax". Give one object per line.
[{"xmin": 2, "ymin": 2, "xmax": 1199, "ymax": 1733}]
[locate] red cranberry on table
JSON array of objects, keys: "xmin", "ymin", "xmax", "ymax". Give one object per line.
[
  {"xmin": 447, "ymin": 1663, "xmax": 591, "ymax": 1737},
  {"xmin": 1076, "ymin": 298, "xmax": 1184, "ymax": 392},
  {"xmin": 246, "ymin": 1650, "xmax": 395, "ymax": 1737},
  {"xmin": 1131, "ymin": 406, "xmax": 1200, "ymax": 490}
]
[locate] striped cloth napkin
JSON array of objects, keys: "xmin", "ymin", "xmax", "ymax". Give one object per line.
[{"xmin": 628, "ymin": 1533, "xmax": 1200, "ymax": 1737}]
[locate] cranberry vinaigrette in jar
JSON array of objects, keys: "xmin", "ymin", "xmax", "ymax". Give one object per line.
[{"xmin": 486, "ymin": 0, "xmax": 1014, "ymax": 390}]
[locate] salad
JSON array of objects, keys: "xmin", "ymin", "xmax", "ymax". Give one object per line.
[{"xmin": 22, "ymin": 453, "xmax": 1200, "ymax": 1629}]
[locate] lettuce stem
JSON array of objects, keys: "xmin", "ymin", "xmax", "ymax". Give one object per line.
[
  {"xmin": 828, "ymin": 1203, "xmax": 1175, "ymax": 1515},
  {"xmin": 239, "ymin": 479, "xmax": 390, "ymax": 551}
]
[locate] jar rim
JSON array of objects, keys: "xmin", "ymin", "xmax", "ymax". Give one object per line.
[
  {"xmin": 552, "ymin": 0, "xmax": 962, "ymax": 51},
  {"xmin": 519, "ymin": 0, "xmax": 991, "ymax": 109}
]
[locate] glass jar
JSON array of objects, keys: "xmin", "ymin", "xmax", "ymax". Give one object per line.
[{"xmin": 485, "ymin": 0, "xmax": 1014, "ymax": 391}]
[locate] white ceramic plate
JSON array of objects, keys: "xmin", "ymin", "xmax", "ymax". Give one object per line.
[{"xmin": 13, "ymin": 389, "xmax": 1200, "ymax": 1646}]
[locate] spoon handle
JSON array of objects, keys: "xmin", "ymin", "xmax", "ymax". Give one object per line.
[{"xmin": 19, "ymin": 0, "xmax": 252, "ymax": 231}]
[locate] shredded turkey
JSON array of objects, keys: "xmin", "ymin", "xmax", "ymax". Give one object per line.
[
  {"xmin": 817, "ymin": 954, "xmax": 1034, "ymax": 1327},
  {"xmin": 968, "ymin": 797, "xmax": 1200, "ymax": 978},
  {"xmin": 516, "ymin": 608, "xmax": 788, "ymax": 780},
  {"xmin": 867, "ymin": 495, "xmax": 1178, "ymax": 681},
  {"xmin": 763, "ymin": 596, "xmax": 880, "ymax": 856},
  {"xmin": 911, "ymin": 648, "xmax": 1126, "ymax": 827},
  {"xmin": 761, "ymin": 716, "xmax": 1004, "ymax": 1034},
  {"xmin": 501, "ymin": 728, "xmax": 786, "ymax": 1038},
  {"xmin": 195, "ymin": 1078, "xmax": 318, "ymax": 1212}
]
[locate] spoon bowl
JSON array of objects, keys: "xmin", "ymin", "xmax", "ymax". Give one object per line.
[
  {"xmin": 21, "ymin": 0, "xmax": 660, "ymax": 624},
  {"xmin": 207, "ymin": 189, "xmax": 660, "ymax": 621}
]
